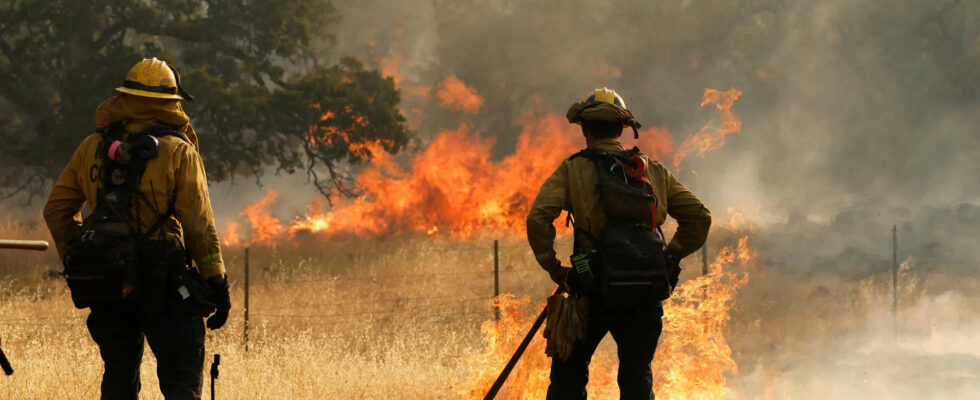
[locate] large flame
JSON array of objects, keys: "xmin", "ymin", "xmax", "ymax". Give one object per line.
[
  {"xmin": 221, "ymin": 114, "xmax": 674, "ymax": 245},
  {"xmin": 672, "ymin": 88, "xmax": 743, "ymax": 170},
  {"xmin": 221, "ymin": 190, "xmax": 285, "ymax": 247},
  {"xmin": 461, "ymin": 236, "xmax": 755, "ymax": 399},
  {"xmin": 653, "ymin": 236, "xmax": 755, "ymax": 398},
  {"xmin": 220, "ymin": 84, "xmax": 748, "ymax": 397},
  {"xmin": 220, "ymin": 86, "xmax": 735, "ymax": 245}
]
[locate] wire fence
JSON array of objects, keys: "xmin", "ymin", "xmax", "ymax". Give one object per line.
[
  {"xmin": 0, "ymin": 239, "xmax": 549, "ymax": 334},
  {"xmin": 232, "ymin": 239, "xmax": 550, "ymax": 345}
]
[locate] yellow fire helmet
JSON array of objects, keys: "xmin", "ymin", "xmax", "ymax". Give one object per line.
[
  {"xmin": 584, "ymin": 87, "xmax": 628, "ymax": 110},
  {"xmin": 115, "ymin": 57, "xmax": 194, "ymax": 101},
  {"xmin": 567, "ymin": 87, "xmax": 642, "ymax": 138}
]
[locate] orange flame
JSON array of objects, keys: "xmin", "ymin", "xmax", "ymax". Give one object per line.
[
  {"xmin": 222, "ymin": 114, "xmax": 675, "ymax": 245},
  {"xmin": 437, "ymin": 75, "xmax": 484, "ymax": 113},
  {"xmin": 221, "ymin": 190, "xmax": 285, "ymax": 247},
  {"xmin": 461, "ymin": 236, "xmax": 755, "ymax": 399},
  {"xmin": 379, "ymin": 53, "xmax": 404, "ymax": 86},
  {"xmin": 459, "ymin": 294, "xmax": 620, "ymax": 399},
  {"xmin": 653, "ymin": 236, "xmax": 755, "ymax": 398},
  {"xmin": 220, "ymin": 222, "xmax": 242, "ymax": 248},
  {"xmin": 672, "ymin": 88, "xmax": 743, "ymax": 170},
  {"xmin": 220, "ymin": 88, "xmax": 746, "ymax": 245}
]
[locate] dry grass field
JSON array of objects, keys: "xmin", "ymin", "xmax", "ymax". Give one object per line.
[{"xmin": 1, "ymin": 212, "xmax": 978, "ymax": 399}]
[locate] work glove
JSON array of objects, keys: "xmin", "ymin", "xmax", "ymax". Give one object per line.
[
  {"xmin": 564, "ymin": 297, "xmax": 588, "ymax": 345},
  {"xmin": 206, "ymin": 275, "xmax": 231, "ymax": 330},
  {"xmin": 544, "ymin": 293, "xmax": 568, "ymax": 359},
  {"xmin": 543, "ymin": 293, "xmax": 565, "ymax": 341},
  {"xmin": 544, "ymin": 293, "xmax": 588, "ymax": 362},
  {"xmin": 548, "ymin": 267, "xmax": 571, "ymax": 286}
]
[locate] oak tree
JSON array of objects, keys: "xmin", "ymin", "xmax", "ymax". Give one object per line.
[{"xmin": 0, "ymin": 0, "xmax": 410, "ymax": 201}]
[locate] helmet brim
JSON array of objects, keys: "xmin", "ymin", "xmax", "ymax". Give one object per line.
[{"xmin": 115, "ymin": 87, "xmax": 184, "ymax": 100}]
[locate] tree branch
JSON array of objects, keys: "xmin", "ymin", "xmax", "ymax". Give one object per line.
[{"xmin": 0, "ymin": 78, "xmax": 55, "ymax": 136}]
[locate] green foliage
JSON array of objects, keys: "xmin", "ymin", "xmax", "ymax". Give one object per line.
[{"xmin": 0, "ymin": 0, "xmax": 410, "ymax": 201}]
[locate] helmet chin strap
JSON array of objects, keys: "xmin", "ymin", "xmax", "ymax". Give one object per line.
[
  {"xmin": 623, "ymin": 113, "xmax": 642, "ymax": 139},
  {"xmin": 629, "ymin": 120, "xmax": 641, "ymax": 139},
  {"xmin": 167, "ymin": 64, "xmax": 195, "ymax": 102}
]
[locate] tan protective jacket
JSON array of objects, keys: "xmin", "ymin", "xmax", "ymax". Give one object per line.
[
  {"xmin": 526, "ymin": 138, "xmax": 711, "ymax": 272},
  {"xmin": 44, "ymin": 97, "xmax": 225, "ymax": 278}
]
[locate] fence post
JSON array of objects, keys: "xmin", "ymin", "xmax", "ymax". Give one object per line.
[
  {"xmin": 493, "ymin": 239, "xmax": 500, "ymax": 320},
  {"xmin": 244, "ymin": 247, "xmax": 250, "ymax": 352},
  {"xmin": 892, "ymin": 225, "xmax": 898, "ymax": 333},
  {"xmin": 701, "ymin": 244, "xmax": 709, "ymax": 276}
]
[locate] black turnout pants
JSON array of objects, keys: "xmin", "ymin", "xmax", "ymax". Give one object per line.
[
  {"xmin": 547, "ymin": 299, "xmax": 664, "ymax": 400},
  {"xmin": 86, "ymin": 303, "xmax": 205, "ymax": 400}
]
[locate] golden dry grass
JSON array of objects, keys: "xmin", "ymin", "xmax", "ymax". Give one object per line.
[
  {"xmin": 1, "ymin": 216, "xmax": 978, "ymax": 399},
  {"xmin": 0, "ymin": 230, "xmax": 564, "ymax": 399}
]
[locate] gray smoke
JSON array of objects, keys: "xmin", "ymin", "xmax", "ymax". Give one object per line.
[
  {"xmin": 319, "ymin": 0, "xmax": 980, "ymax": 266},
  {"xmin": 316, "ymin": 1, "xmax": 980, "ymax": 396}
]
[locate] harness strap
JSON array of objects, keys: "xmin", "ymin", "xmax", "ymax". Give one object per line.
[
  {"xmin": 570, "ymin": 147, "xmax": 667, "ymax": 248},
  {"xmin": 96, "ymin": 123, "xmax": 192, "ymax": 242}
]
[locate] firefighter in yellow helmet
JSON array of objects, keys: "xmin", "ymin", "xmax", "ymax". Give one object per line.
[
  {"xmin": 527, "ymin": 88, "xmax": 711, "ymax": 399},
  {"xmin": 44, "ymin": 57, "xmax": 229, "ymax": 400}
]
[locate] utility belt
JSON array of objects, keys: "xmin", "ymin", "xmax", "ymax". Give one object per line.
[
  {"xmin": 64, "ymin": 238, "xmax": 215, "ymax": 317},
  {"xmin": 567, "ymin": 223, "xmax": 673, "ymax": 307}
]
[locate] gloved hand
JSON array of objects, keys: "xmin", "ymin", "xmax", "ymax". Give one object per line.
[
  {"xmin": 549, "ymin": 267, "xmax": 571, "ymax": 286},
  {"xmin": 206, "ymin": 275, "xmax": 231, "ymax": 330}
]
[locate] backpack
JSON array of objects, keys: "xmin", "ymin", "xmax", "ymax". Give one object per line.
[
  {"xmin": 63, "ymin": 123, "xmax": 190, "ymax": 309},
  {"xmin": 567, "ymin": 147, "xmax": 673, "ymax": 306}
]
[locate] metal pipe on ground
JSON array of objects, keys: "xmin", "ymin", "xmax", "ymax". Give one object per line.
[{"xmin": 0, "ymin": 239, "xmax": 49, "ymax": 251}]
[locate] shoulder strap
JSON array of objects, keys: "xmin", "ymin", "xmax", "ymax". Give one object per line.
[
  {"xmin": 568, "ymin": 148, "xmax": 606, "ymax": 162},
  {"xmin": 143, "ymin": 125, "xmax": 192, "ymax": 145},
  {"xmin": 91, "ymin": 123, "xmax": 132, "ymax": 221},
  {"xmin": 570, "ymin": 147, "xmax": 641, "ymax": 167},
  {"xmin": 133, "ymin": 126, "xmax": 186, "ymax": 241}
]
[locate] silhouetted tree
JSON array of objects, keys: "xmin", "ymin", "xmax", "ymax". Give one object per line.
[{"xmin": 0, "ymin": 0, "xmax": 410, "ymax": 201}]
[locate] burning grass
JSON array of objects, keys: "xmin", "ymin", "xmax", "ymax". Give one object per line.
[
  {"xmin": 2, "ymin": 221, "xmax": 978, "ymax": 399},
  {"xmin": 219, "ymin": 110, "xmax": 675, "ymax": 247}
]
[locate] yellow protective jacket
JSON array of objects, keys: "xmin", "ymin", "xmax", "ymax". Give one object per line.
[
  {"xmin": 43, "ymin": 95, "xmax": 225, "ymax": 278},
  {"xmin": 526, "ymin": 138, "xmax": 711, "ymax": 272}
]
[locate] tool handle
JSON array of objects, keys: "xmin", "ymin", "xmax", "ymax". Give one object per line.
[
  {"xmin": 483, "ymin": 308, "xmax": 547, "ymax": 400},
  {"xmin": 0, "ymin": 240, "xmax": 50, "ymax": 251},
  {"xmin": 483, "ymin": 286, "xmax": 563, "ymax": 400},
  {"xmin": 0, "ymin": 345, "xmax": 13, "ymax": 375},
  {"xmin": 210, "ymin": 354, "xmax": 219, "ymax": 399},
  {"xmin": 210, "ymin": 354, "xmax": 220, "ymax": 379}
]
